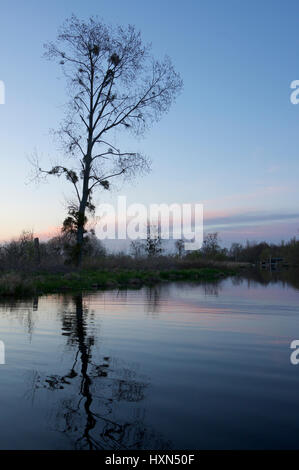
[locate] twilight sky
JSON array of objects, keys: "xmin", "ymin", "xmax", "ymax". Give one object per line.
[{"xmin": 0, "ymin": 0, "xmax": 299, "ymax": 246}]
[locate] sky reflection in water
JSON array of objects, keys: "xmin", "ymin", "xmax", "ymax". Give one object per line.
[{"xmin": 0, "ymin": 273, "xmax": 299, "ymax": 449}]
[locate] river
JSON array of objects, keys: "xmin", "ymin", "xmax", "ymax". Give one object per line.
[{"xmin": 0, "ymin": 272, "xmax": 299, "ymax": 449}]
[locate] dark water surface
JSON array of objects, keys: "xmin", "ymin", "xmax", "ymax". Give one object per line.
[{"xmin": 1, "ymin": 273, "xmax": 299, "ymax": 449}]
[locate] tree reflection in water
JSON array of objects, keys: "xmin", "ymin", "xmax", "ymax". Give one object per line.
[{"xmin": 30, "ymin": 294, "xmax": 171, "ymax": 450}]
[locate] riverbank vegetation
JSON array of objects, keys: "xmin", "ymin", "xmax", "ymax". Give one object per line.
[
  {"xmin": 0, "ymin": 231, "xmax": 241, "ymax": 297},
  {"xmin": 1, "ymin": 229, "xmax": 298, "ymax": 297},
  {"xmin": 0, "ymin": 267, "xmax": 236, "ymax": 297}
]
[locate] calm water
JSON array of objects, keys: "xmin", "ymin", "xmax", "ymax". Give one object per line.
[{"xmin": 1, "ymin": 273, "xmax": 299, "ymax": 449}]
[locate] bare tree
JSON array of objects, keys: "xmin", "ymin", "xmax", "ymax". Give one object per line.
[
  {"xmin": 201, "ymin": 232, "xmax": 221, "ymax": 258},
  {"xmin": 175, "ymin": 238, "xmax": 185, "ymax": 258},
  {"xmin": 38, "ymin": 15, "xmax": 182, "ymax": 265},
  {"xmin": 145, "ymin": 222, "xmax": 163, "ymax": 257},
  {"xmin": 130, "ymin": 239, "xmax": 145, "ymax": 258}
]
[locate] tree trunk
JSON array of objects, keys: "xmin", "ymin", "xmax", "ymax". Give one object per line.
[
  {"xmin": 34, "ymin": 237, "xmax": 41, "ymax": 265},
  {"xmin": 76, "ymin": 147, "xmax": 92, "ymax": 267},
  {"xmin": 76, "ymin": 219, "xmax": 85, "ymax": 267}
]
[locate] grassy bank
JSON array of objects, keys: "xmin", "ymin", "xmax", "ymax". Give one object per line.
[{"xmin": 0, "ymin": 267, "xmax": 236, "ymax": 297}]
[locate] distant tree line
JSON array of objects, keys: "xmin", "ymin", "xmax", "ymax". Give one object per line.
[
  {"xmin": 185, "ymin": 232, "xmax": 299, "ymax": 265},
  {"xmin": 1, "ymin": 229, "xmax": 299, "ymax": 272}
]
